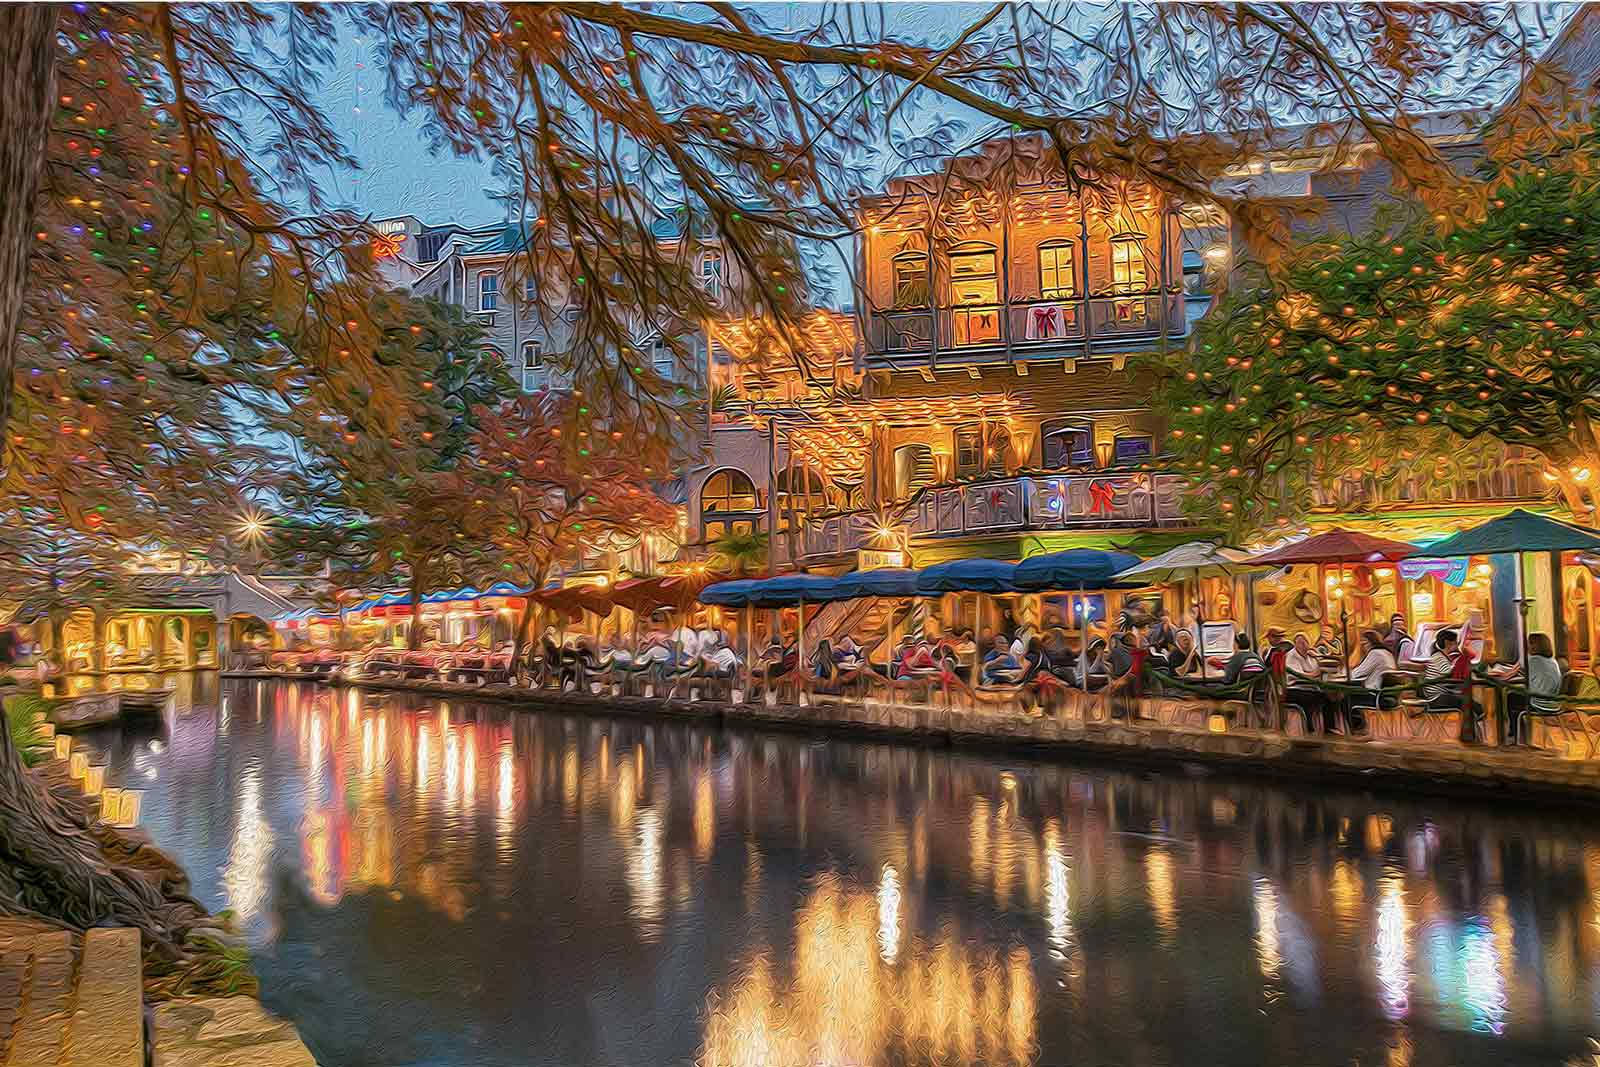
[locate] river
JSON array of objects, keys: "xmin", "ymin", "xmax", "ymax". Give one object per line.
[{"xmin": 70, "ymin": 675, "xmax": 1600, "ymax": 1067}]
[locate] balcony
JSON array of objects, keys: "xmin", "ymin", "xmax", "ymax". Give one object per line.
[
  {"xmin": 865, "ymin": 292, "xmax": 1187, "ymax": 365},
  {"xmin": 796, "ymin": 471, "xmax": 1192, "ymax": 560}
]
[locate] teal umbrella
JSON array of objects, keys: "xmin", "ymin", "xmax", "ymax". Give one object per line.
[
  {"xmin": 1411, "ymin": 509, "xmax": 1600, "ymax": 557},
  {"xmin": 1408, "ymin": 508, "xmax": 1600, "ymax": 676}
]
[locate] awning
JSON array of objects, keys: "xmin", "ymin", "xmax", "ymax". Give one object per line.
[
  {"xmin": 832, "ymin": 568, "xmax": 920, "ymax": 599},
  {"xmin": 1013, "ymin": 548, "xmax": 1144, "ymax": 591},
  {"xmin": 1408, "ymin": 508, "xmax": 1600, "ymax": 557},
  {"xmin": 915, "ymin": 559, "xmax": 1019, "ymax": 595}
]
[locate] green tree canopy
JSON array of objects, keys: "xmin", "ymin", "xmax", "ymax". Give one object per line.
[{"xmin": 1153, "ymin": 128, "xmax": 1600, "ymax": 533}]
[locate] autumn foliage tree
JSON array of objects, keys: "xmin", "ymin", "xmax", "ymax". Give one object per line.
[
  {"xmin": 1155, "ymin": 126, "xmax": 1600, "ymax": 533},
  {"xmin": 276, "ymin": 294, "xmax": 517, "ymax": 648},
  {"xmin": 446, "ymin": 393, "xmax": 679, "ymax": 669}
]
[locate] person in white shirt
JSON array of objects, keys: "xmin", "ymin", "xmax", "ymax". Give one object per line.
[
  {"xmin": 1348, "ymin": 629, "xmax": 1397, "ymax": 704},
  {"xmin": 672, "ymin": 622, "xmax": 701, "ymax": 659},
  {"xmin": 1284, "ymin": 633, "xmax": 1322, "ymax": 678},
  {"xmin": 704, "ymin": 643, "xmax": 740, "ymax": 676},
  {"xmin": 1009, "ymin": 623, "xmax": 1037, "ymax": 659}
]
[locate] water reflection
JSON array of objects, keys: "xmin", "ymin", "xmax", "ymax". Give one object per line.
[{"xmin": 66, "ymin": 679, "xmax": 1600, "ymax": 1067}]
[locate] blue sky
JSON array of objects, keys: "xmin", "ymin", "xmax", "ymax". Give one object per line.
[
  {"xmin": 311, "ymin": 5, "xmax": 1006, "ymax": 228},
  {"xmin": 307, "ymin": 3, "xmax": 1569, "ymax": 229}
]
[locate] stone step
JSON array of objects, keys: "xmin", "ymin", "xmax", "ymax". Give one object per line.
[
  {"xmin": 62, "ymin": 928, "xmax": 141, "ymax": 1067},
  {"xmin": 4, "ymin": 931, "xmax": 73, "ymax": 1067}
]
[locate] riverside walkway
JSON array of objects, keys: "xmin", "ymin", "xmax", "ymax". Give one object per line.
[{"xmin": 225, "ymin": 669, "xmax": 1600, "ymax": 806}]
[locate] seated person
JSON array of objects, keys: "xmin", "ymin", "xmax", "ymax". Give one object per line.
[
  {"xmin": 1164, "ymin": 629, "xmax": 1200, "ymax": 677},
  {"xmin": 1347, "ymin": 628, "xmax": 1396, "ymax": 706},
  {"xmin": 1077, "ymin": 637, "xmax": 1110, "ymax": 688},
  {"xmin": 1284, "ymin": 633, "xmax": 1322, "ymax": 678},
  {"xmin": 1108, "ymin": 630, "xmax": 1142, "ymax": 679},
  {"xmin": 1259, "ymin": 626, "xmax": 1292, "ymax": 669},
  {"xmin": 810, "ymin": 639, "xmax": 837, "ymax": 681},
  {"xmin": 1423, "ymin": 628, "xmax": 1481, "ymax": 742},
  {"xmin": 980, "ymin": 636, "xmax": 1023, "ymax": 685},
  {"xmin": 833, "ymin": 636, "xmax": 865, "ymax": 671},
  {"xmin": 1218, "ymin": 633, "xmax": 1266, "ymax": 686},
  {"xmin": 895, "ymin": 636, "xmax": 939, "ymax": 678},
  {"xmin": 1505, "ymin": 631, "xmax": 1564, "ymax": 745},
  {"xmin": 702, "ymin": 641, "xmax": 741, "ymax": 678}
]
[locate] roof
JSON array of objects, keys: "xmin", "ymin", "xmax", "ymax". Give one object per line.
[{"xmin": 463, "ymin": 224, "xmax": 533, "ymax": 256}]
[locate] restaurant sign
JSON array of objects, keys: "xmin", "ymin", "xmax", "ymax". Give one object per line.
[
  {"xmin": 1398, "ymin": 557, "xmax": 1469, "ymax": 587},
  {"xmin": 857, "ymin": 549, "xmax": 905, "ymax": 571}
]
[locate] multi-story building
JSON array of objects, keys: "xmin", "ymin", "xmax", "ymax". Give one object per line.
[{"xmin": 689, "ymin": 137, "xmax": 1214, "ymax": 575}]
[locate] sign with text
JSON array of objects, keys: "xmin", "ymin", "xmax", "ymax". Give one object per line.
[{"xmin": 857, "ymin": 549, "xmax": 905, "ymax": 571}]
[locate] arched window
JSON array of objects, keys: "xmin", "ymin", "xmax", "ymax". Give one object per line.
[
  {"xmin": 1038, "ymin": 239, "xmax": 1077, "ymax": 299},
  {"xmin": 891, "ymin": 250, "xmax": 929, "ymax": 308},
  {"xmin": 1041, "ymin": 418, "xmax": 1095, "ymax": 469},
  {"xmin": 775, "ymin": 468, "xmax": 829, "ymax": 524},
  {"xmin": 477, "ymin": 270, "xmax": 499, "ymax": 311},
  {"xmin": 701, "ymin": 468, "xmax": 759, "ymax": 540}
]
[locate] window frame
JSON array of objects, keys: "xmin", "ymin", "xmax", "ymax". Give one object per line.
[
  {"xmin": 477, "ymin": 270, "xmax": 500, "ymax": 311},
  {"xmin": 891, "ymin": 250, "xmax": 930, "ymax": 308},
  {"xmin": 701, "ymin": 469, "xmax": 759, "ymax": 516},
  {"xmin": 520, "ymin": 340, "xmax": 543, "ymax": 369},
  {"xmin": 1109, "ymin": 236, "xmax": 1148, "ymax": 294},
  {"xmin": 1038, "ymin": 239, "xmax": 1077, "ymax": 300},
  {"xmin": 1040, "ymin": 418, "xmax": 1096, "ymax": 469}
]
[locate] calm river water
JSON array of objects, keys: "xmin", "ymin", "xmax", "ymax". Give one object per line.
[{"xmin": 72, "ymin": 675, "xmax": 1600, "ymax": 1066}]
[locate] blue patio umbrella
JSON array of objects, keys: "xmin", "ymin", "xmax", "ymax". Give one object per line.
[
  {"xmin": 833, "ymin": 568, "xmax": 921, "ymax": 600},
  {"xmin": 1013, "ymin": 548, "xmax": 1145, "ymax": 592},
  {"xmin": 699, "ymin": 579, "xmax": 764, "ymax": 607},
  {"xmin": 749, "ymin": 573, "xmax": 846, "ymax": 607},
  {"xmin": 915, "ymin": 559, "xmax": 1019, "ymax": 595}
]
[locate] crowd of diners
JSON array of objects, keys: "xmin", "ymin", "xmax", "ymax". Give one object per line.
[{"xmin": 265, "ymin": 591, "xmax": 1594, "ymax": 755}]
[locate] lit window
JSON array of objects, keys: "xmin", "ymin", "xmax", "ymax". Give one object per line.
[
  {"xmin": 701, "ymin": 470, "xmax": 759, "ymax": 537},
  {"xmin": 1038, "ymin": 241, "xmax": 1076, "ymax": 299},
  {"xmin": 892, "ymin": 251, "xmax": 929, "ymax": 307},
  {"xmin": 1109, "ymin": 235, "xmax": 1147, "ymax": 293},
  {"xmin": 477, "ymin": 271, "xmax": 499, "ymax": 311},
  {"xmin": 954, "ymin": 428, "xmax": 984, "ymax": 477}
]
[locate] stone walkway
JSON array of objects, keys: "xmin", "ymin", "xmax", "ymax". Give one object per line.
[
  {"xmin": 150, "ymin": 997, "xmax": 316, "ymax": 1067},
  {"xmin": 0, "ymin": 921, "xmax": 139, "ymax": 1067}
]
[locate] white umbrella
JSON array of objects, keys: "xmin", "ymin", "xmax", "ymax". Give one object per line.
[{"xmin": 1114, "ymin": 541, "xmax": 1263, "ymax": 678}]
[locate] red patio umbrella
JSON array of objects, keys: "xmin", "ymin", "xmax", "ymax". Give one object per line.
[
  {"xmin": 1247, "ymin": 529, "xmax": 1416, "ymax": 566},
  {"xmin": 1248, "ymin": 528, "xmax": 1416, "ymax": 678}
]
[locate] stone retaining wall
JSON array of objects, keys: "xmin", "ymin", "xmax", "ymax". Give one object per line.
[{"xmin": 222, "ymin": 670, "xmax": 1600, "ymax": 806}]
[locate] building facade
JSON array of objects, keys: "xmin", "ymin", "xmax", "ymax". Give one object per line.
[{"xmin": 690, "ymin": 139, "xmax": 1213, "ymax": 573}]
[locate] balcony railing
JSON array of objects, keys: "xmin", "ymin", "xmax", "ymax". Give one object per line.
[
  {"xmin": 865, "ymin": 292, "xmax": 1186, "ymax": 359},
  {"xmin": 797, "ymin": 471, "xmax": 1191, "ymax": 559}
]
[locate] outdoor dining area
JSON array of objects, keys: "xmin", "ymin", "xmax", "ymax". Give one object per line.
[{"xmin": 261, "ymin": 508, "xmax": 1600, "ymax": 760}]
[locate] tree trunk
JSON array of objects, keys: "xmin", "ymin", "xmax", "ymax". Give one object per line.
[
  {"xmin": 406, "ymin": 576, "xmax": 423, "ymax": 651},
  {"xmin": 0, "ymin": 8, "xmax": 59, "ymax": 470},
  {"xmin": 511, "ymin": 603, "xmax": 536, "ymax": 685}
]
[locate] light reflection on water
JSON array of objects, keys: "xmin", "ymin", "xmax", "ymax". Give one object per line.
[{"xmin": 68, "ymin": 677, "xmax": 1600, "ymax": 1067}]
